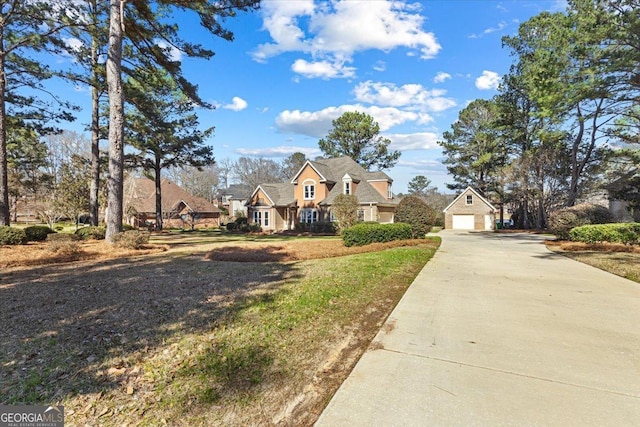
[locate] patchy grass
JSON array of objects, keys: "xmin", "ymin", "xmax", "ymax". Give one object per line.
[
  {"xmin": 546, "ymin": 240, "xmax": 640, "ymax": 283},
  {"xmin": 0, "ymin": 235, "xmax": 440, "ymax": 426}
]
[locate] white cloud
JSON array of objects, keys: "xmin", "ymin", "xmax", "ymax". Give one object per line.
[
  {"xmin": 469, "ymin": 21, "xmax": 507, "ymax": 39},
  {"xmin": 353, "ymin": 81, "xmax": 456, "ymax": 112},
  {"xmin": 236, "ymin": 145, "xmax": 321, "ymax": 157},
  {"xmin": 386, "ymin": 132, "xmax": 440, "ymax": 151},
  {"xmin": 253, "ymin": 0, "xmax": 441, "ymax": 78},
  {"xmin": 275, "ymin": 104, "xmax": 428, "ymax": 138},
  {"xmin": 475, "ymin": 70, "xmax": 501, "ymax": 90},
  {"xmin": 223, "ymin": 97, "xmax": 248, "ymax": 111},
  {"xmin": 373, "ymin": 61, "xmax": 386, "ymax": 72},
  {"xmin": 156, "ymin": 40, "xmax": 182, "ymax": 62},
  {"xmin": 64, "ymin": 37, "xmax": 84, "ymax": 52},
  {"xmin": 291, "ymin": 58, "xmax": 356, "ymax": 79},
  {"xmin": 433, "ymin": 72, "xmax": 451, "ymax": 83}
]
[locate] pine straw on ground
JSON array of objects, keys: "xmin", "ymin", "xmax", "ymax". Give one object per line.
[
  {"xmin": 204, "ymin": 238, "xmax": 432, "ymax": 262},
  {"xmin": 545, "ymin": 239, "xmax": 640, "ymax": 253},
  {"xmin": 0, "ymin": 240, "xmax": 168, "ymax": 269},
  {"xmin": 545, "ymin": 239, "xmax": 640, "ymax": 283}
]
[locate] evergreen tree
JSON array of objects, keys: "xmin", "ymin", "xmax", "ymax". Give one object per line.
[{"xmin": 318, "ymin": 111, "xmax": 400, "ymax": 171}]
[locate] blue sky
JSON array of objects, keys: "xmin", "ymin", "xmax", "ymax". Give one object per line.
[{"xmin": 59, "ymin": 0, "xmax": 566, "ymax": 193}]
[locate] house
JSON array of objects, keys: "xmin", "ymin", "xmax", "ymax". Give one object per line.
[
  {"xmin": 124, "ymin": 177, "xmax": 221, "ymax": 229},
  {"xmin": 215, "ymin": 184, "xmax": 251, "ymax": 219},
  {"xmin": 246, "ymin": 156, "xmax": 398, "ymax": 232},
  {"xmin": 443, "ymin": 186, "xmax": 497, "ymax": 230}
]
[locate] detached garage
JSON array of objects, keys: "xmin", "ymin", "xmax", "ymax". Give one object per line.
[{"xmin": 443, "ymin": 187, "xmax": 497, "ymax": 230}]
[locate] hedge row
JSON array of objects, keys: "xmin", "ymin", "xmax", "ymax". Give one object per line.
[
  {"xmin": 342, "ymin": 222, "xmax": 413, "ymax": 247},
  {"xmin": 569, "ymin": 223, "xmax": 640, "ymax": 245},
  {"xmin": 548, "ymin": 203, "xmax": 613, "ymax": 240}
]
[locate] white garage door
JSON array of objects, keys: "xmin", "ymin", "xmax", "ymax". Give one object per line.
[{"xmin": 452, "ymin": 214, "xmax": 475, "ymax": 230}]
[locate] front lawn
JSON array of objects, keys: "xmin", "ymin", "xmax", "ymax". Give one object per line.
[{"xmin": 0, "ymin": 235, "xmax": 440, "ymax": 426}]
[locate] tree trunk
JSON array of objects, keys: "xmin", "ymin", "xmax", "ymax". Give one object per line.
[
  {"xmin": 105, "ymin": 0, "xmax": 125, "ymax": 242},
  {"xmin": 536, "ymin": 178, "xmax": 545, "ymax": 229},
  {"xmin": 0, "ymin": 38, "xmax": 9, "ymax": 226},
  {"xmin": 89, "ymin": 0, "xmax": 100, "ymax": 226},
  {"xmin": 567, "ymin": 106, "xmax": 585, "ymax": 207},
  {"xmin": 154, "ymin": 155, "xmax": 163, "ymax": 231}
]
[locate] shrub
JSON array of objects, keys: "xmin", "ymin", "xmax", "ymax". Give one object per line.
[
  {"xmin": 75, "ymin": 226, "xmax": 106, "ymax": 240},
  {"xmin": 569, "ymin": 223, "xmax": 640, "ymax": 245},
  {"xmin": 226, "ymin": 222, "xmax": 237, "ymax": 231},
  {"xmin": 332, "ymin": 194, "xmax": 360, "ymax": 231},
  {"xmin": 0, "ymin": 226, "xmax": 28, "ymax": 245},
  {"xmin": 342, "ymin": 222, "xmax": 412, "ymax": 247},
  {"xmin": 24, "ymin": 225, "xmax": 55, "ymax": 242},
  {"xmin": 48, "ymin": 239, "xmax": 81, "ymax": 255},
  {"xmin": 112, "ymin": 230, "xmax": 150, "ymax": 249},
  {"xmin": 395, "ymin": 196, "xmax": 437, "ymax": 238},
  {"xmin": 548, "ymin": 203, "xmax": 613, "ymax": 240},
  {"xmin": 122, "ymin": 224, "xmax": 136, "ymax": 231}
]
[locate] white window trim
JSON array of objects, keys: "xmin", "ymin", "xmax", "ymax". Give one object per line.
[
  {"xmin": 301, "ymin": 208, "xmax": 318, "ymax": 223},
  {"xmin": 303, "ymin": 179, "xmax": 316, "ymax": 200},
  {"xmin": 466, "ymin": 195, "xmax": 473, "ymax": 205},
  {"xmin": 264, "ymin": 211, "xmax": 269, "ymax": 227}
]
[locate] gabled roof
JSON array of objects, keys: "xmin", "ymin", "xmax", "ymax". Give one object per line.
[
  {"xmin": 249, "ymin": 183, "xmax": 296, "ymax": 207},
  {"xmin": 290, "ymin": 156, "xmax": 393, "ymax": 185},
  {"xmin": 443, "ymin": 186, "xmax": 497, "ymax": 213},
  {"xmin": 125, "ymin": 177, "xmax": 221, "ymax": 214},
  {"xmin": 217, "ymin": 184, "xmax": 252, "ymax": 200}
]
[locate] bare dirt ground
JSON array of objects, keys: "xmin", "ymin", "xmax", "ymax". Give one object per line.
[{"xmin": 0, "ymin": 235, "xmax": 436, "ymax": 425}]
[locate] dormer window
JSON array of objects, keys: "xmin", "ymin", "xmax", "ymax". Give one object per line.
[
  {"xmin": 466, "ymin": 194, "xmax": 473, "ymax": 205},
  {"xmin": 387, "ymin": 184, "xmax": 393, "ymax": 199},
  {"xmin": 342, "ymin": 173, "xmax": 352, "ymax": 195}
]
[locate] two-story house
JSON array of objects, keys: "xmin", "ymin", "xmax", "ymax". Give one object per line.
[{"xmin": 246, "ymin": 156, "xmax": 398, "ymax": 232}]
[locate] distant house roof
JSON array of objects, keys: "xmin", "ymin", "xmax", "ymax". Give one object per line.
[
  {"xmin": 125, "ymin": 177, "xmax": 221, "ymax": 215},
  {"xmin": 217, "ymin": 184, "xmax": 252, "ymax": 200}
]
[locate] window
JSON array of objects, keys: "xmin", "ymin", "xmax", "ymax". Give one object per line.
[
  {"xmin": 303, "ymin": 180, "xmax": 316, "ymax": 200},
  {"xmin": 301, "ymin": 209, "xmax": 318, "ymax": 223},
  {"xmin": 264, "ymin": 211, "xmax": 269, "ymax": 227},
  {"xmin": 466, "ymin": 194, "xmax": 473, "ymax": 205},
  {"xmin": 344, "ymin": 181, "xmax": 351, "ymax": 195},
  {"xmin": 357, "ymin": 209, "xmax": 365, "ymax": 221},
  {"xmin": 387, "ymin": 184, "xmax": 393, "ymax": 199},
  {"xmin": 253, "ymin": 211, "xmax": 261, "ymax": 223}
]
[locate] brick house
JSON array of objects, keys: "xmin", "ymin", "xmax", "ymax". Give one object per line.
[
  {"xmin": 443, "ymin": 186, "xmax": 497, "ymax": 230},
  {"xmin": 246, "ymin": 156, "xmax": 398, "ymax": 232},
  {"xmin": 124, "ymin": 177, "xmax": 221, "ymax": 229}
]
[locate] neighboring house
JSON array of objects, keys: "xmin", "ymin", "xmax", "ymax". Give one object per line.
[
  {"xmin": 246, "ymin": 156, "xmax": 398, "ymax": 232},
  {"xmin": 124, "ymin": 177, "xmax": 221, "ymax": 229},
  {"xmin": 215, "ymin": 184, "xmax": 251, "ymax": 218},
  {"xmin": 443, "ymin": 186, "xmax": 497, "ymax": 230}
]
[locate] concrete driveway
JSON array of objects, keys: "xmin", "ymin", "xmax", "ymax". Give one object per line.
[{"xmin": 315, "ymin": 231, "xmax": 640, "ymax": 426}]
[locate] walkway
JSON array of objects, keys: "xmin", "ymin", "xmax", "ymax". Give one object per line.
[{"xmin": 315, "ymin": 231, "xmax": 640, "ymax": 426}]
